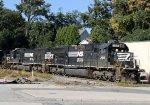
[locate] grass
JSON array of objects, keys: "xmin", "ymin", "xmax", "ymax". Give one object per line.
[
  {"xmin": 0, "ymin": 69, "xmax": 13, "ymax": 78},
  {"xmin": 115, "ymin": 81, "xmax": 150, "ymax": 87},
  {"xmin": 0, "ymin": 69, "xmax": 52, "ymax": 80}
]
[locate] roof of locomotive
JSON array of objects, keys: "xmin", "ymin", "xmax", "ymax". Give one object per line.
[
  {"xmin": 98, "ymin": 40, "xmax": 116, "ymax": 48},
  {"xmin": 99, "ymin": 41, "xmax": 129, "ymax": 51}
]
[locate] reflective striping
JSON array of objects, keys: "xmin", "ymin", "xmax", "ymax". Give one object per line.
[
  {"xmin": 68, "ymin": 51, "xmax": 83, "ymax": 57},
  {"xmin": 117, "ymin": 52, "xmax": 132, "ymax": 61},
  {"xmin": 24, "ymin": 53, "xmax": 33, "ymax": 57},
  {"xmin": 77, "ymin": 58, "xmax": 83, "ymax": 62},
  {"xmin": 45, "ymin": 52, "xmax": 54, "ymax": 59}
]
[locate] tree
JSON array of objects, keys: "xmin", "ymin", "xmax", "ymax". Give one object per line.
[
  {"xmin": 16, "ymin": 0, "xmax": 51, "ymax": 48},
  {"xmin": 45, "ymin": 9, "xmax": 81, "ymax": 46},
  {"xmin": 55, "ymin": 25, "xmax": 80, "ymax": 46},
  {"xmin": 65, "ymin": 10, "xmax": 81, "ymax": 26},
  {"xmin": 128, "ymin": 0, "xmax": 150, "ymax": 12},
  {"xmin": 0, "ymin": 9, "xmax": 27, "ymax": 50},
  {"xmin": 89, "ymin": 26, "xmax": 110, "ymax": 43},
  {"xmin": 0, "ymin": 0, "xmax": 3, "ymax": 11},
  {"xmin": 110, "ymin": 14, "xmax": 131, "ymax": 39},
  {"xmin": 28, "ymin": 21, "xmax": 53, "ymax": 48},
  {"xmin": 80, "ymin": 0, "xmax": 112, "ymax": 27},
  {"xmin": 112, "ymin": 0, "xmax": 129, "ymax": 15},
  {"xmin": 80, "ymin": 0, "xmax": 113, "ymax": 41},
  {"xmin": 52, "ymin": 10, "xmax": 81, "ymax": 28},
  {"xmin": 122, "ymin": 28, "xmax": 150, "ymax": 41},
  {"xmin": 16, "ymin": 0, "xmax": 51, "ymax": 23},
  {"xmin": 110, "ymin": 0, "xmax": 150, "ymax": 40},
  {"xmin": 132, "ymin": 10, "xmax": 150, "ymax": 29}
]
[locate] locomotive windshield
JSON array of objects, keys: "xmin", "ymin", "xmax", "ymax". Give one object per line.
[{"xmin": 111, "ymin": 43, "xmax": 129, "ymax": 52}]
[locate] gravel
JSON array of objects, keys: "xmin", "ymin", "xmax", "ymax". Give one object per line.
[
  {"xmin": 46, "ymin": 75, "xmax": 115, "ymax": 88},
  {"xmin": 1, "ymin": 74, "xmax": 115, "ymax": 87}
]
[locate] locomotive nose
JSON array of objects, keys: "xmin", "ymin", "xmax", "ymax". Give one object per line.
[
  {"xmin": 115, "ymin": 52, "xmax": 135, "ymax": 68},
  {"xmin": 116, "ymin": 52, "xmax": 133, "ymax": 61},
  {"xmin": 125, "ymin": 64, "xmax": 129, "ymax": 68}
]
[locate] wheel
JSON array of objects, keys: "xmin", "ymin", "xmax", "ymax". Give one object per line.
[
  {"xmin": 99, "ymin": 75, "xmax": 103, "ymax": 80},
  {"xmin": 93, "ymin": 73, "xmax": 98, "ymax": 80},
  {"xmin": 110, "ymin": 76, "xmax": 116, "ymax": 82},
  {"xmin": 102, "ymin": 75, "xmax": 107, "ymax": 81},
  {"xmin": 63, "ymin": 73, "xmax": 67, "ymax": 76}
]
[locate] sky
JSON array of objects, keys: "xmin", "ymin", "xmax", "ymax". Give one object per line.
[{"xmin": 3, "ymin": 0, "xmax": 93, "ymax": 13}]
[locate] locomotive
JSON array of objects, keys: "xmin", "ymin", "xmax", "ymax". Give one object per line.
[{"xmin": 5, "ymin": 40, "xmax": 140, "ymax": 82}]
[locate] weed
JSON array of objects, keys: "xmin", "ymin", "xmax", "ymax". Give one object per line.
[{"xmin": 0, "ymin": 69, "xmax": 52, "ymax": 80}]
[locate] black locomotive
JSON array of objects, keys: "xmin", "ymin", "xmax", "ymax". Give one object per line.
[{"xmin": 6, "ymin": 40, "xmax": 140, "ymax": 82}]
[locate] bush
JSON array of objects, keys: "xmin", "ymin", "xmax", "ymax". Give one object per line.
[{"xmin": 121, "ymin": 29, "xmax": 150, "ymax": 41}]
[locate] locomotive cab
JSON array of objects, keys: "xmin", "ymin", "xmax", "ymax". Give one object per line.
[
  {"xmin": 98, "ymin": 41, "xmax": 133, "ymax": 68},
  {"xmin": 111, "ymin": 43, "xmax": 135, "ymax": 69},
  {"xmin": 9, "ymin": 48, "xmax": 26, "ymax": 64}
]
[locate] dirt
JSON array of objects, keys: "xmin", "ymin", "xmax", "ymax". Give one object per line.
[
  {"xmin": 45, "ymin": 75, "xmax": 115, "ymax": 87},
  {"xmin": 0, "ymin": 73, "xmax": 115, "ymax": 87}
]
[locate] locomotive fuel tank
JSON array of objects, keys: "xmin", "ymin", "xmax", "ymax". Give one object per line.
[{"xmin": 65, "ymin": 68, "xmax": 89, "ymax": 77}]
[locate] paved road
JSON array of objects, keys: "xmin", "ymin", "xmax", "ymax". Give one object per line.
[{"xmin": 0, "ymin": 84, "xmax": 150, "ymax": 105}]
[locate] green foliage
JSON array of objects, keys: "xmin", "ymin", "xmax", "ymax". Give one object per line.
[
  {"xmin": 88, "ymin": 0, "xmax": 112, "ymax": 19},
  {"xmin": 0, "ymin": 0, "xmax": 4, "ymax": 11},
  {"xmin": 81, "ymin": 0, "xmax": 112, "ymax": 27},
  {"xmin": 16, "ymin": 1, "xmax": 81, "ymax": 48},
  {"xmin": 132, "ymin": 10, "xmax": 150, "ymax": 29},
  {"xmin": 16, "ymin": 0, "xmax": 51, "ymax": 48},
  {"xmin": 111, "ymin": 0, "xmax": 150, "ymax": 40},
  {"xmin": 89, "ymin": 26, "xmax": 110, "ymax": 43},
  {"xmin": 54, "ymin": 9, "xmax": 81, "ymax": 27},
  {"xmin": 80, "ymin": 0, "xmax": 113, "ymax": 43},
  {"xmin": 46, "ymin": 10, "xmax": 81, "ymax": 42},
  {"xmin": 28, "ymin": 21, "xmax": 53, "ymax": 48},
  {"xmin": 110, "ymin": 14, "xmax": 133, "ymax": 39},
  {"xmin": 121, "ymin": 28, "xmax": 150, "ymax": 41},
  {"xmin": 128, "ymin": 0, "xmax": 150, "ymax": 12},
  {"xmin": 16, "ymin": 0, "xmax": 51, "ymax": 22},
  {"xmin": 55, "ymin": 25, "xmax": 80, "ymax": 46},
  {"xmin": 112, "ymin": 0, "xmax": 129, "ymax": 15},
  {"xmin": 0, "ymin": 9, "xmax": 28, "ymax": 50}
]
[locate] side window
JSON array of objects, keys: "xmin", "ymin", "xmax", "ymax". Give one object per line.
[
  {"xmin": 85, "ymin": 45, "xmax": 93, "ymax": 51},
  {"xmin": 108, "ymin": 53, "xmax": 111, "ymax": 62},
  {"xmin": 16, "ymin": 52, "xmax": 20, "ymax": 57},
  {"xmin": 94, "ymin": 48, "xmax": 99, "ymax": 52},
  {"xmin": 101, "ymin": 48, "xmax": 106, "ymax": 53},
  {"xmin": 99, "ymin": 49, "xmax": 101, "ymax": 53},
  {"xmin": 13, "ymin": 51, "xmax": 17, "ymax": 58}
]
